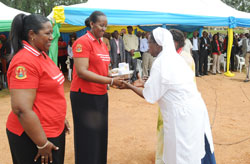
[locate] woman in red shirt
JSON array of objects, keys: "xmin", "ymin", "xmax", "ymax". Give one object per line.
[
  {"xmin": 211, "ymin": 34, "xmax": 222, "ymax": 75},
  {"xmin": 70, "ymin": 11, "xmax": 122, "ymax": 164},
  {"xmin": 6, "ymin": 14, "xmax": 69, "ymax": 164}
]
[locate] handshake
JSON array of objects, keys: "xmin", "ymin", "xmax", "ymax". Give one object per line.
[{"xmin": 110, "ymin": 75, "xmax": 148, "ymax": 89}]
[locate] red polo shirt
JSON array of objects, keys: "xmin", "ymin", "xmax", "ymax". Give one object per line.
[
  {"xmin": 58, "ymin": 40, "xmax": 67, "ymax": 57},
  {"xmin": 7, "ymin": 41, "xmax": 67, "ymax": 138},
  {"xmin": 70, "ymin": 31, "xmax": 110, "ymax": 95}
]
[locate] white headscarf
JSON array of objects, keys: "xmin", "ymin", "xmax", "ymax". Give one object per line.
[
  {"xmin": 152, "ymin": 27, "xmax": 177, "ymax": 57},
  {"xmin": 150, "ymin": 27, "xmax": 194, "ymax": 84}
]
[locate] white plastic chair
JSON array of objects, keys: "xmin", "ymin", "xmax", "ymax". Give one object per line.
[
  {"xmin": 235, "ymin": 55, "xmax": 245, "ymax": 73},
  {"xmin": 66, "ymin": 56, "xmax": 72, "ymax": 81},
  {"xmin": 136, "ymin": 59, "xmax": 143, "ymax": 78},
  {"xmin": 207, "ymin": 56, "xmax": 213, "ymax": 71},
  {"xmin": 220, "ymin": 53, "xmax": 226, "ymax": 72}
]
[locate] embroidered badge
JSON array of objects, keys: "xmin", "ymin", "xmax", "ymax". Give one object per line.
[
  {"xmin": 15, "ymin": 66, "xmax": 27, "ymax": 79},
  {"xmin": 76, "ymin": 44, "xmax": 82, "ymax": 52}
]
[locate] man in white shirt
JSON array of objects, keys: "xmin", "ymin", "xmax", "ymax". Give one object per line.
[
  {"xmin": 190, "ymin": 31, "xmax": 201, "ymax": 77},
  {"xmin": 199, "ymin": 31, "xmax": 211, "ymax": 76},
  {"xmin": 123, "ymin": 26, "xmax": 139, "ymax": 82},
  {"xmin": 140, "ymin": 32, "xmax": 154, "ymax": 77}
]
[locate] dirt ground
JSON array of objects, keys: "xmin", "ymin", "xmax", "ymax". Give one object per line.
[{"xmin": 1, "ymin": 72, "xmax": 250, "ymax": 164}]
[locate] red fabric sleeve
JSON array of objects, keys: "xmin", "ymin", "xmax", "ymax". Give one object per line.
[
  {"xmin": 72, "ymin": 39, "xmax": 91, "ymax": 58},
  {"xmin": 9, "ymin": 62, "xmax": 39, "ymax": 89}
]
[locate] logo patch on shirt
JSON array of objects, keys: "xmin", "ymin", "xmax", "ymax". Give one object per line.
[
  {"xmin": 76, "ymin": 44, "xmax": 82, "ymax": 52},
  {"xmin": 15, "ymin": 66, "xmax": 27, "ymax": 79}
]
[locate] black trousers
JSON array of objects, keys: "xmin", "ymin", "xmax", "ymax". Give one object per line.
[
  {"xmin": 192, "ymin": 50, "xmax": 200, "ymax": 76},
  {"xmin": 70, "ymin": 91, "xmax": 108, "ymax": 164},
  {"xmin": 70, "ymin": 58, "xmax": 74, "ymax": 69},
  {"xmin": 199, "ymin": 50, "xmax": 209, "ymax": 74},
  {"xmin": 112, "ymin": 53, "xmax": 121, "ymax": 69},
  {"xmin": 58, "ymin": 56, "xmax": 68, "ymax": 73},
  {"xmin": 125, "ymin": 51, "xmax": 137, "ymax": 82},
  {"xmin": 230, "ymin": 52, "xmax": 235, "ymax": 71},
  {"xmin": 6, "ymin": 129, "xmax": 65, "ymax": 164}
]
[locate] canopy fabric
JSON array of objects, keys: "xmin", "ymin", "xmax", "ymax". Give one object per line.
[
  {"xmin": 138, "ymin": 25, "xmax": 202, "ymax": 33},
  {"xmin": 48, "ymin": 0, "xmax": 250, "ymax": 28},
  {"xmin": 0, "ymin": 2, "xmax": 30, "ymax": 32},
  {"xmin": 0, "ymin": 20, "xmax": 12, "ymax": 32},
  {"xmin": 59, "ymin": 24, "xmax": 85, "ymax": 33}
]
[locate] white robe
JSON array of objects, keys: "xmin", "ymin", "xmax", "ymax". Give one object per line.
[{"xmin": 143, "ymin": 50, "xmax": 214, "ymax": 164}]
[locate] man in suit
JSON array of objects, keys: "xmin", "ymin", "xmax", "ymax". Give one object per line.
[
  {"xmin": 199, "ymin": 31, "xmax": 211, "ymax": 76},
  {"xmin": 110, "ymin": 30, "xmax": 125, "ymax": 68},
  {"xmin": 223, "ymin": 33, "xmax": 238, "ymax": 72},
  {"xmin": 190, "ymin": 31, "xmax": 201, "ymax": 77},
  {"xmin": 242, "ymin": 33, "xmax": 250, "ymax": 82}
]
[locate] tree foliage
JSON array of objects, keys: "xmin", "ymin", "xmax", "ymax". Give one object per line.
[
  {"xmin": 1, "ymin": 0, "xmax": 88, "ymax": 16},
  {"xmin": 222, "ymin": 0, "xmax": 250, "ymax": 13}
]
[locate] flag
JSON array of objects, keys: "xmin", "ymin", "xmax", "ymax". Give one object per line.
[{"xmin": 49, "ymin": 23, "xmax": 61, "ymax": 65}]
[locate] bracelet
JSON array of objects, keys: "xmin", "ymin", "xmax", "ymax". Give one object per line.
[
  {"xmin": 110, "ymin": 78, "xmax": 114, "ymax": 86},
  {"xmin": 37, "ymin": 140, "xmax": 49, "ymax": 149}
]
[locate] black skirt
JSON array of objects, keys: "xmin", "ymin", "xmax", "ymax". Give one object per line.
[
  {"xmin": 6, "ymin": 129, "xmax": 65, "ymax": 164},
  {"xmin": 70, "ymin": 91, "xmax": 108, "ymax": 164}
]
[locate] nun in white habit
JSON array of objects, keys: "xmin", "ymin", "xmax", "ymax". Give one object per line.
[{"xmin": 120, "ymin": 27, "xmax": 215, "ymax": 164}]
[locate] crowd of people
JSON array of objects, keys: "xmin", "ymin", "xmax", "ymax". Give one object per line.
[
  {"xmin": 188, "ymin": 30, "xmax": 250, "ymax": 79},
  {"xmin": 58, "ymin": 25, "xmax": 155, "ymax": 83},
  {"xmin": 1, "ymin": 9, "xmax": 250, "ymax": 164},
  {"xmin": 1, "ymin": 22, "xmax": 250, "ymax": 92},
  {"xmin": 58, "ymin": 29, "xmax": 250, "ymax": 84}
]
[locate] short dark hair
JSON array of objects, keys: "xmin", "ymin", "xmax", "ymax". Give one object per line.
[
  {"xmin": 111, "ymin": 30, "xmax": 118, "ymax": 38},
  {"xmin": 169, "ymin": 29, "xmax": 185, "ymax": 49},
  {"xmin": 9, "ymin": 14, "xmax": 49, "ymax": 55},
  {"xmin": 127, "ymin": 26, "xmax": 133, "ymax": 29},
  {"xmin": 84, "ymin": 17, "xmax": 90, "ymax": 28},
  {"xmin": 89, "ymin": 11, "xmax": 106, "ymax": 24}
]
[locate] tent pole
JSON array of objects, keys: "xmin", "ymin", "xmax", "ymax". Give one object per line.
[{"xmin": 224, "ymin": 28, "xmax": 235, "ymax": 77}]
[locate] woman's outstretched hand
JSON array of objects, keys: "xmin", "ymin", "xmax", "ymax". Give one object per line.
[
  {"xmin": 112, "ymin": 77, "xmax": 124, "ymax": 87},
  {"xmin": 119, "ymin": 80, "xmax": 132, "ymax": 89}
]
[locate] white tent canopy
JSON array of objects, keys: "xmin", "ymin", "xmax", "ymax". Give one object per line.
[
  {"xmin": 0, "ymin": 2, "xmax": 29, "ymax": 32},
  {"xmin": 48, "ymin": 0, "xmax": 250, "ymax": 27},
  {"xmin": 69, "ymin": 0, "xmax": 250, "ymax": 19},
  {"xmin": 0, "ymin": 2, "xmax": 29, "ymax": 21}
]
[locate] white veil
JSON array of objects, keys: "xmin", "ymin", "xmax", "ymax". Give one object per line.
[
  {"xmin": 153, "ymin": 27, "xmax": 177, "ymax": 56},
  {"xmin": 151, "ymin": 27, "xmax": 194, "ymax": 84}
]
